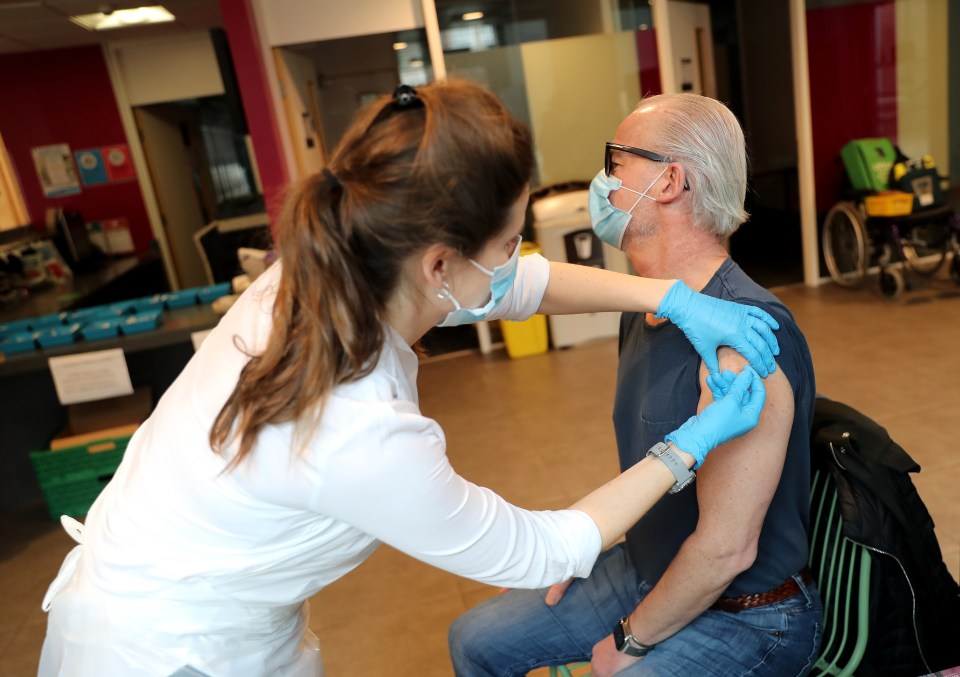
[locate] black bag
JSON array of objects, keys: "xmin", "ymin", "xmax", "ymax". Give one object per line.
[
  {"xmin": 889, "ymin": 150, "xmax": 947, "ymax": 212},
  {"xmin": 812, "ymin": 398, "xmax": 960, "ymax": 676}
]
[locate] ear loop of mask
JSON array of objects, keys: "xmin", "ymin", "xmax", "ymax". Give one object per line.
[
  {"xmin": 436, "ymin": 280, "xmax": 462, "ymax": 311},
  {"xmin": 619, "ymin": 164, "xmax": 670, "ymax": 213}
]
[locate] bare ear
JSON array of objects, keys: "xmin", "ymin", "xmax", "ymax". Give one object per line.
[
  {"xmin": 657, "ymin": 163, "xmax": 688, "ymax": 204},
  {"xmin": 420, "ymin": 243, "xmax": 457, "ymax": 290}
]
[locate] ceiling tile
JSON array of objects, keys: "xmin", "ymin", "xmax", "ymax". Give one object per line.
[
  {"xmin": 0, "ymin": 34, "xmax": 36, "ymax": 53},
  {"xmin": 0, "ymin": 3, "xmax": 63, "ymax": 26},
  {"xmin": 0, "ymin": 0, "xmax": 222, "ymax": 50},
  {"xmin": 41, "ymin": 1, "xmax": 150, "ymax": 14}
]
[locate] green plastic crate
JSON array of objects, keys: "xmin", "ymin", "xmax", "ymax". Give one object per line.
[
  {"xmin": 840, "ymin": 138, "xmax": 897, "ymax": 192},
  {"xmin": 30, "ymin": 435, "xmax": 132, "ymax": 519}
]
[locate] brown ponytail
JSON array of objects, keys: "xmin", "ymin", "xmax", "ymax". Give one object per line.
[{"xmin": 210, "ymin": 79, "xmax": 533, "ymax": 466}]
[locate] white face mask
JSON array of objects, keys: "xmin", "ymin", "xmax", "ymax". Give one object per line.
[{"xmin": 437, "ymin": 236, "xmax": 522, "ymax": 326}]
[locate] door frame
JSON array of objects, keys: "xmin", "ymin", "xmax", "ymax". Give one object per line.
[
  {"xmin": 652, "ymin": 0, "xmax": 820, "ymax": 286},
  {"xmin": 102, "ymin": 44, "xmax": 180, "ymax": 290}
]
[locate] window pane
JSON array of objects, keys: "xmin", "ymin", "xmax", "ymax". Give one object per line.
[{"xmin": 433, "ymin": 0, "xmax": 661, "ymax": 187}]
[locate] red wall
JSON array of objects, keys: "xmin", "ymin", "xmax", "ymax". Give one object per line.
[
  {"xmin": 0, "ymin": 46, "xmax": 153, "ymax": 252},
  {"xmin": 807, "ymin": 0, "xmax": 897, "ymax": 213},
  {"xmin": 636, "ymin": 29, "xmax": 662, "ymax": 98},
  {"xmin": 219, "ymin": 0, "xmax": 289, "ymax": 229}
]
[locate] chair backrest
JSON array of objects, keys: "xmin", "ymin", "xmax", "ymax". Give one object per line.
[
  {"xmin": 194, "ymin": 213, "xmax": 272, "ymax": 285},
  {"xmin": 807, "ymin": 467, "xmax": 873, "ymax": 677}
]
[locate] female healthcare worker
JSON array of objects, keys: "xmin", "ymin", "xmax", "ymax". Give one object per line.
[{"xmin": 39, "ymin": 80, "xmax": 775, "ymax": 676}]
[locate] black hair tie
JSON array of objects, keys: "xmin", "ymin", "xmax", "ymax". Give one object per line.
[
  {"xmin": 322, "ymin": 167, "xmax": 341, "ymax": 191},
  {"xmin": 367, "ymin": 84, "xmax": 425, "ymax": 131},
  {"xmin": 393, "ymin": 84, "xmax": 423, "ymax": 110}
]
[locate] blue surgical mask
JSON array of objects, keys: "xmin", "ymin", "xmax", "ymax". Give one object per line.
[
  {"xmin": 438, "ymin": 236, "xmax": 522, "ymax": 326},
  {"xmin": 588, "ymin": 166, "xmax": 668, "ymax": 249}
]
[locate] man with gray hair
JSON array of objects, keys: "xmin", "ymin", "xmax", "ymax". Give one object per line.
[{"xmin": 449, "ymin": 94, "xmax": 821, "ymax": 676}]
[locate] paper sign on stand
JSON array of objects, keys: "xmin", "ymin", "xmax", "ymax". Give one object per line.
[
  {"xmin": 191, "ymin": 329, "xmax": 212, "ymax": 351},
  {"xmin": 48, "ymin": 349, "xmax": 134, "ymax": 405}
]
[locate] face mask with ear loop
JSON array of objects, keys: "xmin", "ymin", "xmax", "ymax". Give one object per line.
[
  {"xmin": 588, "ymin": 165, "xmax": 668, "ymax": 249},
  {"xmin": 436, "ymin": 237, "xmax": 523, "ymax": 326}
]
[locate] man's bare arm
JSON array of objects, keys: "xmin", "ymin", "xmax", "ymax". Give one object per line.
[{"xmin": 624, "ymin": 346, "xmax": 794, "ymax": 645}]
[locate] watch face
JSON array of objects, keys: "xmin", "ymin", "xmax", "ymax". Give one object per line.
[{"xmin": 613, "ymin": 618, "xmax": 626, "ymax": 651}]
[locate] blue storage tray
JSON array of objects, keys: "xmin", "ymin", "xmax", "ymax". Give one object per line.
[
  {"xmin": 120, "ymin": 310, "xmax": 163, "ymax": 335},
  {"xmin": 196, "ymin": 282, "xmax": 232, "ymax": 304},
  {"xmin": 164, "ymin": 290, "xmax": 198, "ymax": 309},
  {"xmin": 130, "ymin": 295, "xmax": 166, "ymax": 313},
  {"xmin": 36, "ymin": 324, "xmax": 81, "ymax": 348},
  {"xmin": 0, "ymin": 331, "xmax": 37, "ymax": 354},
  {"xmin": 0, "ymin": 318, "xmax": 34, "ymax": 335},
  {"xmin": 107, "ymin": 301, "xmax": 134, "ymax": 315},
  {"xmin": 80, "ymin": 318, "xmax": 123, "ymax": 341},
  {"xmin": 31, "ymin": 313, "xmax": 67, "ymax": 329},
  {"xmin": 66, "ymin": 307, "xmax": 105, "ymax": 323}
]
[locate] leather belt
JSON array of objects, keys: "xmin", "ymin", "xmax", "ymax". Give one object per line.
[{"xmin": 710, "ymin": 567, "xmax": 814, "ymax": 614}]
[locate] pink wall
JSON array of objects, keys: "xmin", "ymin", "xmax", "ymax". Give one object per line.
[
  {"xmin": 0, "ymin": 46, "xmax": 153, "ymax": 252},
  {"xmin": 219, "ymin": 0, "xmax": 290, "ymax": 230},
  {"xmin": 807, "ymin": 0, "xmax": 897, "ymax": 213}
]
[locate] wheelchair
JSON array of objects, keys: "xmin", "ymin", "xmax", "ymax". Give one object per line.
[{"xmin": 821, "ymin": 140, "xmax": 960, "ymax": 299}]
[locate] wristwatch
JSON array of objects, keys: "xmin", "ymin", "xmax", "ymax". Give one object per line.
[
  {"xmin": 613, "ymin": 615, "xmax": 653, "ymax": 657},
  {"xmin": 646, "ymin": 441, "xmax": 696, "ymax": 494}
]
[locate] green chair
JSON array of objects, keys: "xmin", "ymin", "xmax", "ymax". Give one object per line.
[
  {"xmin": 546, "ymin": 468, "xmax": 873, "ymax": 677},
  {"xmin": 807, "ymin": 467, "xmax": 873, "ymax": 677}
]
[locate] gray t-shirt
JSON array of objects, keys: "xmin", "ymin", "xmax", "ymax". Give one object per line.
[{"xmin": 614, "ymin": 258, "xmax": 815, "ymax": 596}]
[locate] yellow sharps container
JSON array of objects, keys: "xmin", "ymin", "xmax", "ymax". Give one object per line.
[{"xmin": 500, "ymin": 241, "xmax": 549, "ymax": 359}]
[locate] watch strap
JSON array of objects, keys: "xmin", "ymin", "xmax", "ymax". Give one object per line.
[
  {"xmin": 613, "ymin": 616, "xmax": 653, "ymax": 657},
  {"xmin": 647, "ymin": 441, "xmax": 696, "ymax": 493}
]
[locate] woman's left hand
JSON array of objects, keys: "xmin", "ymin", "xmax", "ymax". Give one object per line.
[{"xmin": 656, "ymin": 279, "xmax": 779, "ymax": 377}]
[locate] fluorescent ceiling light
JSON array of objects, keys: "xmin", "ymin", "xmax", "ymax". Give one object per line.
[
  {"xmin": 70, "ymin": 6, "xmax": 175, "ymax": 31},
  {"xmin": 462, "ymin": 11, "xmax": 484, "ymax": 21},
  {"xmin": 393, "ymin": 42, "xmax": 408, "ymax": 50}
]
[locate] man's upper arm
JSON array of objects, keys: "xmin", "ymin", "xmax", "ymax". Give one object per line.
[{"xmin": 692, "ymin": 347, "xmax": 794, "ymax": 558}]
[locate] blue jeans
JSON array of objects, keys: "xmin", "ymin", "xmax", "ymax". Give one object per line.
[{"xmin": 449, "ymin": 544, "xmax": 822, "ymax": 677}]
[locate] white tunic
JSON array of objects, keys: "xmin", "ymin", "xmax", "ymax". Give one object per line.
[{"xmin": 38, "ymin": 254, "xmax": 602, "ymax": 676}]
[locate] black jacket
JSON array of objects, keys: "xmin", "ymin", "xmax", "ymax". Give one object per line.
[{"xmin": 812, "ymin": 398, "xmax": 960, "ymax": 675}]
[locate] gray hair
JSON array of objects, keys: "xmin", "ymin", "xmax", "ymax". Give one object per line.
[{"xmin": 635, "ymin": 93, "xmax": 748, "ymax": 237}]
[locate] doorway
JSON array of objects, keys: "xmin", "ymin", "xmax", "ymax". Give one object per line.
[
  {"xmin": 662, "ymin": 0, "xmax": 802, "ymax": 288},
  {"xmin": 134, "ymin": 97, "xmax": 264, "ymax": 289}
]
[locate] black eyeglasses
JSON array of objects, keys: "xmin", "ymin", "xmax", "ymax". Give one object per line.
[
  {"xmin": 605, "ymin": 142, "xmax": 672, "ymax": 176},
  {"xmin": 604, "ymin": 142, "xmax": 690, "ymax": 190}
]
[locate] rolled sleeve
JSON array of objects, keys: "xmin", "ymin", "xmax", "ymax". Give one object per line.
[{"xmin": 439, "ymin": 253, "xmax": 551, "ymax": 326}]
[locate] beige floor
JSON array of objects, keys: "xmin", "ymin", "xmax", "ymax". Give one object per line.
[{"xmin": 2, "ymin": 273, "xmax": 958, "ymax": 676}]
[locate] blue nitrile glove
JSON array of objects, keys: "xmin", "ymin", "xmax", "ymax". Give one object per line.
[
  {"xmin": 664, "ymin": 366, "xmax": 766, "ymax": 468},
  {"xmin": 656, "ymin": 280, "xmax": 780, "ymax": 378}
]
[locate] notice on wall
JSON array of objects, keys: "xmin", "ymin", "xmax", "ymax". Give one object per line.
[
  {"xmin": 75, "ymin": 148, "xmax": 109, "ymax": 186},
  {"xmin": 102, "ymin": 144, "xmax": 135, "ymax": 182},
  {"xmin": 31, "ymin": 144, "xmax": 81, "ymax": 197},
  {"xmin": 48, "ymin": 349, "xmax": 134, "ymax": 405}
]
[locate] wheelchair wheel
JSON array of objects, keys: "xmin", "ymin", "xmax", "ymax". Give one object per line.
[
  {"xmin": 879, "ymin": 268, "xmax": 904, "ymax": 299},
  {"xmin": 901, "ymin": 222, "xmax": 949, "ymax": 276},
  {"xmin": 823, "ymin": 202, "xmax": 868, "ymax": 287}
]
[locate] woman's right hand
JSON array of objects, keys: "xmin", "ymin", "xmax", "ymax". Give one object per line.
[{"xmin": 664, "ymin": 367, "xmax": 766, "ymax": 468}]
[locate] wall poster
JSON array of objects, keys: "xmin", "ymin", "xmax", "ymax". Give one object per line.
[{"xmin": 31, "ymin": 144, "xmax": 81, "ymax": 197}]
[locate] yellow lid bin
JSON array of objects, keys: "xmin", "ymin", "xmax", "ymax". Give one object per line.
[{"xmin": 500, "ymin": 242, "xmax": 549, "ymax": 359}]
